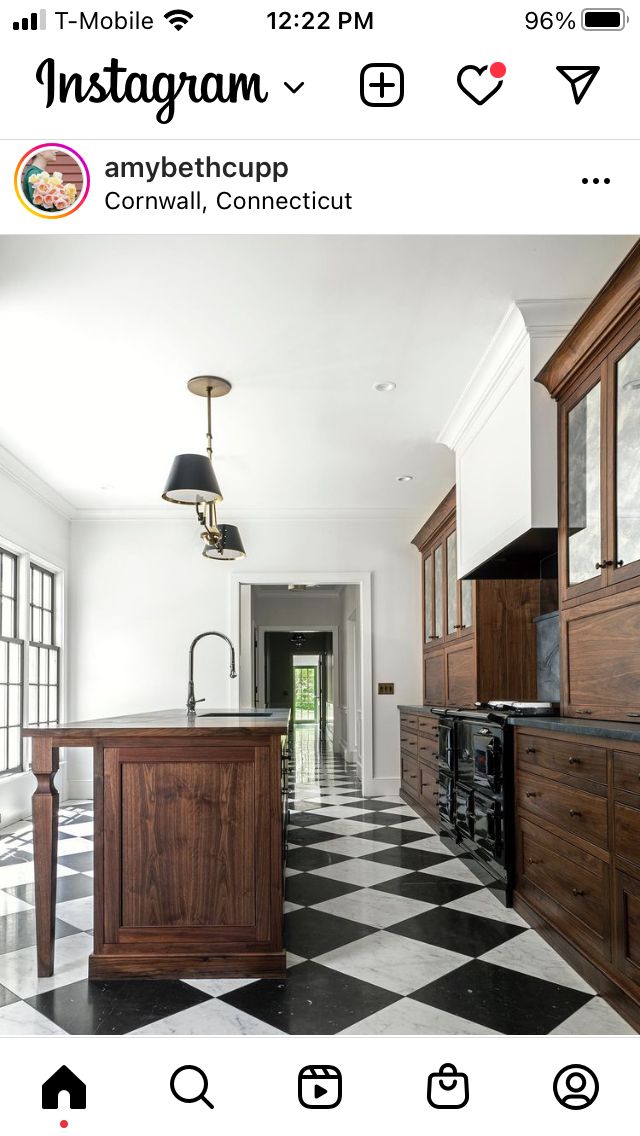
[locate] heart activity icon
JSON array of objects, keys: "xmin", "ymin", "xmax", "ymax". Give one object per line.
[{"xmin": 457, "ymin": 61, "xmax": 507, "ymax": 104}]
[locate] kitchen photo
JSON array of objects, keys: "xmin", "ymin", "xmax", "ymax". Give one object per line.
[{"xmin": 0, "ymin": 233, "xmax": 639, "ymax": 1037}]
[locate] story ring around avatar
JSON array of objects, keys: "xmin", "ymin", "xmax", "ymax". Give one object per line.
[{"xmin": 14, "ymin": 143, "xmax": 90, "ymax": 219}]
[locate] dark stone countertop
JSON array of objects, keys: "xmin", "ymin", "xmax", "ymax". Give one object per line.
[{"xmin": 509, "ymin": 716, "xmax": 640, "ymax": 743}]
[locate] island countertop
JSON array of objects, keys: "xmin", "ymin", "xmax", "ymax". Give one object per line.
[
  {"xmin": 23, "ymin": 707, "xmax": 290, "ymax": 741},
  {"xmin": 26, "ymin": 707, "xmax": 291, "ymax": 982}
]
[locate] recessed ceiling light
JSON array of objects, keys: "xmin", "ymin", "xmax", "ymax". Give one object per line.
[
  {"xmin": 397, "ymin": 475, "xmax": 414, "ymax": 482},
  {"xmin": 373, "ymin": 381, "xmax": 396, "ymax": 392}
]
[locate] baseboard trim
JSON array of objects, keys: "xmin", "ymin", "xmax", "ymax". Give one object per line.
[
  {"xmin": 88, "ymin": 951, "xmax": 287, "ymax": 981},
  {"xmin": 363, "ymin": 776, "xmax": 400, "ymax": 797}
]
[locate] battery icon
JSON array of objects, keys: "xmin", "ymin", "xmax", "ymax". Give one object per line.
[{"xmin": 582, "ymin": 8, "xmax": 627, "ymax": 27}]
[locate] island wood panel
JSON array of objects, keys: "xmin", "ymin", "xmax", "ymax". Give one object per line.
[
  {"xmin": 445, "ymin": 641, "xmax": 475, "ymax": 706},
  {"xmin": 101, "ymin": 743, "xmax": 275, "ymax": 950}
]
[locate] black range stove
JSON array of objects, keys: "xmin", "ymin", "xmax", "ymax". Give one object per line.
[{"xmin": 430, "ymin": 701, "xmax": 554, "ymax": 904}]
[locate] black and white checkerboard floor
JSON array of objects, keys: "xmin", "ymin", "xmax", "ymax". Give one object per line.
[{"xmin": 0, "ymin": 726, "xmax": 634, "ymax": 1035}]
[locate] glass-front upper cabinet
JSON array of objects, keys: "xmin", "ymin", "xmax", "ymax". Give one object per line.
[
  {"xmin": 423, "ymin": 552, "xmax": 433, "ymax": 647},
  {"xmin": 460, "ymin": 577, "xmax": 474, "ymax": 634},
  {"xmin": 614, "ymin": 332, "xmax": 640, "ymax": 583},
  {"xmin": 565, "ymin": 378, "xmax": 603, "ymax": 595},
  {"xmin": 446, "ymin": 531, "xmax": 457, "ymax": 636},
  {"xmin": 434, "ymin": 543, "xmax": 444, "ymax": 642}
]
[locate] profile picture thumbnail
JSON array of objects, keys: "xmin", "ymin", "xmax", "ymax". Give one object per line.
[{"xmin": 15, "ymin": 143, "xmax": 90, "ymax": 218}]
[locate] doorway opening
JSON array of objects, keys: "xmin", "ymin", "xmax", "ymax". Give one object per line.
[{"xmin": 293, "ymin": 656, "xmax": 320, "ymax": 723}]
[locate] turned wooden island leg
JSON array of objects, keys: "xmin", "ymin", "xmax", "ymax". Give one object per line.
[{"xmin": 31, "ymin": 737, "xmax": 60, "ymax": 977}]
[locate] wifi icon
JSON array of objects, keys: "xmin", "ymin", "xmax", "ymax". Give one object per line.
[{"xmin": 164, "ymin": 8, "xmax": 194, "ymax": 30}]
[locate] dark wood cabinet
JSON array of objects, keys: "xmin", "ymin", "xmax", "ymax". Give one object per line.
[
  {"xmin": 538, "ymin": 240, "xmax": 640, "ymax": 720},
  {"xmin": 413, "ymin": 489, "xmax": 538, "ymax": 706},
  {"xmin": 399, "ymin": 710, "xmax": 439, "ymax": 824},
  {"xmin": 515, "ymin": 725, "xmax": 640, "ymax": 1026}
]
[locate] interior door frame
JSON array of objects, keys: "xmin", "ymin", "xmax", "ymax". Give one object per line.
[
  {"xmin": 261, "ymin": 625, "xmax": 338, "ymax": 719},
  {"xmin": 230, "ymin": 572, "xmax": 373, "ymax": 791}
]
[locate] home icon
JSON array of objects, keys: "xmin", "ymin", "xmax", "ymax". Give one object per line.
[{"xmin": 42, "ymin": 1065, "xmax": 87, "ymax": 1109}]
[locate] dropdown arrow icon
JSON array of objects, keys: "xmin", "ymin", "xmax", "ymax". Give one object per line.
[{"xmin": 284, "ymin": 80, "xmax": 305, "ymax": 94}]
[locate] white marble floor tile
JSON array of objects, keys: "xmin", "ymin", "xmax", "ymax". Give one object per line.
[
  {"xmin": 404, "ymin": 837, "xmax": 455, "ymax": 856},
  {"xmin": 394, "ymin": 819, "xmax": 437, "ymax": 834},
  {"xmin": 311, "ymin": 819, "xmax": 382, "ymax": 836},
  {"xmin": 481, "ymin": 929, "xmax": 595, "ymax": 993},
  {"xmin": 0, "ymin": 863, "xmax": 74, "ymax": 890},
  {"xmin": 184, "ymin": 977, "xmax": 258, "ymax": 997},
  {"xmin": 380, "ymin": 807, "xmax": 420, "ymax": 818},
  {"xmin": 130, "ymin": 998, "xmax": 284, "ymax": 1036},
  {"xmin": 316, "ymin": 835, "xmax": 394, "ymax": 858},
  {"xmin": 444, "ymin": 888, "xmax": 529, "ymax": 926},
  {"xmin": 56, "ymin": 838, "xmax": 95, "ymax": 855},
  {"xmin": 311, "ymin": 805, "xmax": 371, "ymax": 819},
  {"xmin": 0, "ymin": 891, "xmax": 32, "ymax": 916},
  {"xmin": 421, "ymin": 859, "xmax": 482, "ymax": 883},
  {"xmin": 316, "ymin": 929, "xmax": 468, "ymax": 995},
  {"xmin": 0, "ymin": 933, "xmax": 93, "ymax": 999},
  {"xmin": 58, "ymin": 822, "xmax": 95, "ymax": 837},
  {"xmin": 339, "ymin": 997, "xmax": 501, "ymax": 1035},
  {"xmin": 284, "ymin": 900, "xmax": 302, "ymax": 914},
  {"xmin": 312, "ymin": 888, "xmax": 434, "ymax": 929},
  {"xmin": 310, "ymin": 859, "xmax": 411, "ymax": 888},
  {"xmin": 0, "ymin": 1000, "xmax": 68, "ymax": 1036},
  {"xmin": 550, "ymin": 997, "xmax": 636, "ymax": 1035},
  {"xmin": 284, "ymin": 867, "xmax": 301, "ymax": 877},
  {"xmin": 55, "ymin": 896, "xmax": 94, "ymax": 931}
]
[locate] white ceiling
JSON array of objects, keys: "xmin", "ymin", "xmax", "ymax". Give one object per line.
[{"xmin": 0, "ymin": 235, "xmax": 634, "ymax": 518}]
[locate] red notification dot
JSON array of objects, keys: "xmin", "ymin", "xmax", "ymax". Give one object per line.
[
  {"xmin": 60, "ymin": 1123, "xmax": 68, "ymax": 1130},
  {"xmin": 490, "ymin": 62, "xmax": 506, "ymax": 78}
]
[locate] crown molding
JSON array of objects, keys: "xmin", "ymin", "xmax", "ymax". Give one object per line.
[
  {"xmin": 0, "ymin": 441, "xmax": 75, "ymax": 520},
  {"xmin": 71, "ymin": 506, "xmax": 425, "ymax": 524},
  {"xmin": 437, "ymin": 298, "xmax": 588, "ymax": 452}
]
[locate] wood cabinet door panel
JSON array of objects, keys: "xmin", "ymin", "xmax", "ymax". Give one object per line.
[
  {"xmin": 517, "ymin": 771, "xmax": 608, "ymax": 849},
  {"xmin": 613, "ymin": 749, "xmax": 640, "ymax": 797},
  {"xmin": 419, "ymin": 761, "xmax": 439, "ymax": 817},
  {"xmin": 614, "ymin": 869, "xmax": 640, "ymax": 984},
  {"xmin": 103, "ymin": 745, "xmax": 275, "ymax": 949},
  {"xmin": 615, "ymin": 800, "xmax": 640, "ymax": 871},
  {"xmin": 445, "ymin": 643, "xmax": 475, "ymax": 707},
  {"xmin": 564, "ymin": 593, "xmax": 640, "ymax": 719},
  {"xmin": 401, "ymin": 754, "xmax": 419, "ymax": 798},
  {"xmin": 424, "ymin": 651, "xmax": 446, "ymax": 704}
]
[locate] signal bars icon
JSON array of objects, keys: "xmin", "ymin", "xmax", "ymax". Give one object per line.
[{"xmin": 12, "ymin": 8, "xmax": 46, "ymax": 29}]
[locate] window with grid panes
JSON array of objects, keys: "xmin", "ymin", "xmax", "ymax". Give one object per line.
[
  {"xmin": 0, "ymin": 548, "xmax": 23, "ymax": 774},
  {"xmin": 28, "ymin": 564, "xmax": 59, "ymax": 729}
]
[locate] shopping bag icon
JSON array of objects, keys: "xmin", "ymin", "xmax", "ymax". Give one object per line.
[{"xmin": 427, "ymin": 1063, "xmax": 469, "ymax": 1109}]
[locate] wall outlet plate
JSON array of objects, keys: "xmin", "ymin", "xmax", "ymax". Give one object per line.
[{"xmin": 378, "ymin": 682, "xmax": 395, "ymax": 695}]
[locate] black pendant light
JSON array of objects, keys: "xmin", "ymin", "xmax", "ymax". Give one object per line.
[{"xmin": 162, "ymin": 376, "xmax": 246, "ymax": 560}]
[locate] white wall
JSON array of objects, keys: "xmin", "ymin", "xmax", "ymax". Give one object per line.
[
  {"xmin": 68, "ymin": 514, "xmax": 422, "ymax": 796},
  {"xmin": 0, "ymin": 455, "xmax": 70, "ymax": 823},
  {"xmin": 337, "ymin": 584, "xmax": 361, "ymax": 770}
]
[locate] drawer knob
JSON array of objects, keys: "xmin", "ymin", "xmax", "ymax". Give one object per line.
[
  {"xmin": 571, "ymin": 888, "xmax": 584, "ymax": 897},
  {"xmin": 525, "ymin": 747, "xmax": 536, "ymax": 755},
  {"xmin": 527, "ymin": 857, "xmax": 542, "ymax": 865},
  {"xmin": 569, "ymin": 809, "xmax": 582, "ymax": 818},
  {"xmin": 576, "ymin": 709, "xmax": 593, "ymax": 716},
  {"xmin": 525, "ymin": 791, "xmax": 537, "ymax": 798},
  {"xmin": 568, "ymin": 757, "xmax": 581, "ymax": 765}
]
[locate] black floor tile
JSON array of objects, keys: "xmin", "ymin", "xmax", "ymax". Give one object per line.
[
  {"xmin": 287, "ymin": 828, "xmax": 343, "ymax": 847},
  {"xmin": 219, "ymin": 959, "xmax": 399, "ymax": 1034},
  {"xmin": 348, "ymin": 799, "xmax": 403, "ymax": 811},
  {"xmin": 284, "ymin": 907, "xmax": 375, "ymax": 958},
  {"xmin": 390, "ymin": 907, "xmax": 526, "ymax": 957},
  {"xmin": 57, "ymin": 851, "xmax": 94, "ymax": 872},
  {"xmin": 0, "ymin": 849, "xmax": 33, "ymax": 866},
  {"xmin": 286, "ymin": 846, "xmax": 349, "ymax": 872},
  {"xmin": 411, "ymin": 959, "xmax": 592, "ymax": 1034},
  {"xmin": 6, "ymin": 874, "xmax": 94, "ymax": 905},
  {"xmin": 362, "ymin": 846, "xmax": 452, "ymax": 872},
  {"xmin": 373, "ymin": 872, "xmax": 482, "ymax": 905},
  {"xmin": 356, "ymin": 811, "xmax": 421, "ymax": 826},
  {"xmin": 0, "ymin": 910, "xmax": 79, "ymax": 953},
  {"xmin": 0, "ymin": 982, "xmax": 19, "ymax": 1009},
  {"xmin": 286, "ymin": 873, "xmax": 359, "ymax": 907},
  {"xmin": 355, "ymin": 827, "xmax": 429, "ymax": 846},
  {"xmin": 27, "ymin": 979, "xmax": 212, "ymax": 1035},
  {"xmin": 288, "ymin": 812, "xmax": 331, "ymax": 828}
]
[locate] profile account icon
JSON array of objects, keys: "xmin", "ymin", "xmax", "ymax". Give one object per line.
[{"xmin": 42, "ymin": 1065, "xmax": 87, "ymax": 1109}]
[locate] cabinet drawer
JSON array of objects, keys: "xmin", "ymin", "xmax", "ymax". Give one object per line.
[
  {"xmin": 401, "ymin": 754, "xmax": 419, "ymax": 797},
  {"xmin": 400, "ymin": 714, "xmax": 419, "ymax": 733},
  {"xmin": 517, "ymin": 732, "xmax": 607, "ymax": 787},
  {"xmin": 615, "ymin": 800, "xmax": 640, "ymax": 870},
  {"xmin": 517, "ymin": 771, "xmax": 608, "ymax": 849},
  {"xmin": 400, "ymin": 731, "xmax": 418, "ymax": 756},
  {"xmin": 419, "ymin": 762, "xmax": 439, "ymax": 814},
  {"xmin": 614, "ymin": 750, "xmax": 640, "ymax": 798},
  {"xmin": 417, "ymin": 732, "xmax": 439, "ymax": 767},
  {"xmin": 418, "ymin": 714, "xmax": 440, "ymax": 736},
  {"xmin": 520, "ymin": 820, "xmax": 608, "ymax": 940}
]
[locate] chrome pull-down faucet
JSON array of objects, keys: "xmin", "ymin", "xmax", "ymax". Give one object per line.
[{"xmin": 187, "ymin": 631, "xmax": 237, "ymax": 714}]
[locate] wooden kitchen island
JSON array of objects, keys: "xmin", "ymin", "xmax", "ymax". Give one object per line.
[{"xmin": 24, "ymin": 709, "xmax": 290, "ymax": 981}]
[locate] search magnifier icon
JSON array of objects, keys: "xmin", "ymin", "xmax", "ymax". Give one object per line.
[{"xmin": 170, "ymin": 1065, "xmax": 214, "ymax": 1109}]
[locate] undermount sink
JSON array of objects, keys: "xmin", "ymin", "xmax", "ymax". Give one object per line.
[{"xmin": 197, "ymin": 710, "xmax": 273, "ymax": 717}]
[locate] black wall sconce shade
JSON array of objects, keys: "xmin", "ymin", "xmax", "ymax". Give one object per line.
[
  {"xmin": 162, "ymin": 453, "xmax": 222, "ymax": 505},
  {"xmin": 202, "ymin": 524, "xmax": 246, "ymax": 560}
]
